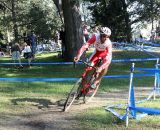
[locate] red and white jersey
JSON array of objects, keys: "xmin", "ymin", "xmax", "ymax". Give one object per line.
[{"xmin": 77, "ymin": 34, "xmax": 112, "ymax": 69}]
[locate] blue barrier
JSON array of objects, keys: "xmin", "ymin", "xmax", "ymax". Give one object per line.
[
  {"xmin": 0, "ymin": 73, "xmax": 154, "ymax": 82},
  {"xmin": 103, "ymin": 73, "xmax": 154, "ymax": 79},
  {"xmin": 0, "ymin": 62, "xmax": 73, "ymax": 65},
  {"xmin": 112, "ymin": 58, "xmax": 158, "ymax": 63},
  {"xmin": 0, "ymin": 77, "xmax": 78, "ymax": 82},
  {"xmin": 105, "ymin": 65, "xmax": 160, "ymax": 127},
  {"xmin": 0, "ymin": 58, "xmax": 158, "ymax": 65}
]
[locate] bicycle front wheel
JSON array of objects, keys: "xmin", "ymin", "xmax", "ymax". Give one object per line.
[{"xmin": 63, "ymin": 78, "xmax": 82, "ymax": 112}]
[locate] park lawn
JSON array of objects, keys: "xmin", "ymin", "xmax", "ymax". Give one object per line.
[
  {"xmin": 0, "ymin": 49, "xmax": 160, "ymax": 129},
  {"xmin": 75, "ymin": 107, "xmax": 160, "ymax": 130}
]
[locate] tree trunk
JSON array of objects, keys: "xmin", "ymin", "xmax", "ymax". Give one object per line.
[
  {"xmin": 121, "ymin": 0, "xmax": 132, "ymax": 42},
  {"xmin": 11, "ymin": 0, "xmax": 18, "ymax": 42},
  {"xmin": 53, "ymin": 0, "xmax": 64, "ymax": 24},
  {"xmin": 62, "ymin": 0, "xmax": 83, "ymax": 61}
]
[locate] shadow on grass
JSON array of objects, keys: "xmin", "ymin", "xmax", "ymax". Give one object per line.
[{"xmin": 11, "ymin": 98, "xmax": 66, "ymax": 109}]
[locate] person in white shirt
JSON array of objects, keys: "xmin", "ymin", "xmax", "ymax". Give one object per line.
[{"xmin": 22, "ymin": 42, "xmax": 33, "ymax": 68}]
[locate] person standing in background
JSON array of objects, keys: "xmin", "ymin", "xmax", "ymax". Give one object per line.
[
  {"xmin": 55, "ymin": 31, "xmax": 61, "ymax": 50},
  {"xmin": 60, "ymin": 28, "xmax": 66, "ymax": 58},
  {"xmin": 22, "ymin": 42, "xmax": 33, "ymax": 68},
  {"xmin": 11, "ymin": 43, "xmax": 23, "ymax": 68},
  {"xmin": 28, "ymin": 31, "xmax": 37, "ymax": 59}
]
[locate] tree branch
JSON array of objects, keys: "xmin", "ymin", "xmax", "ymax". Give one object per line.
[
  {"xmin": 0, "ymin": 1, "xmax": 12, "ymax": 11},
  {"xmin": 52, "ymin": 0, "xmax": 64, "ymax": 24}
]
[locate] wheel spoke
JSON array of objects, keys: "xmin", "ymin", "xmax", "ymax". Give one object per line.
[{"xmin": 63, "ymin": 78, "xmax": 82, "ymax": 112}]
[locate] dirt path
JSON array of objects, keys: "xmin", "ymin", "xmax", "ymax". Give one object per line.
[{"xmin": 0, "ymin": 89, "xmax": 152, "ymax": 130}]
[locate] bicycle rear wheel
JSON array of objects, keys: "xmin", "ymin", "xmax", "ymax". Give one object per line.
[{"xmin": 63, "ymin": 78, "xmax": 82, "ymax": 112}]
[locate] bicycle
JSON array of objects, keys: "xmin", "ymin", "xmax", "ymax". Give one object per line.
[{"xmin": 63, "ymin": 59, "xmax": 103, "ymax": 112}]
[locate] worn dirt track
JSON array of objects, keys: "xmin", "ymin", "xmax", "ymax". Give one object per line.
[{"xmin": 0, "ymin": 88, "xmax": 153, "ymax": 130}]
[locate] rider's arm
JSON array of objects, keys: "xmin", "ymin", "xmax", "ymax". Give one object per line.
[
  {"xmin": 101, "ymin": 42, "xmax": 112, "ymax": 69},
  {"xmin": 76, "ymin": 35, "xmax": 96, "ymax": 60}
]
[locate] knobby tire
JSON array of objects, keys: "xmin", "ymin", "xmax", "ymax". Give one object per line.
[{"xmin": 63, "ymin": 78, "xmax": 82, "ymax": 112}]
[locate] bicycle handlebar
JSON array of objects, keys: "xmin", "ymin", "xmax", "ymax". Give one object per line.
[{"xmin": 73, "ymin": 60, "xmax": 97, "ymax": 69}]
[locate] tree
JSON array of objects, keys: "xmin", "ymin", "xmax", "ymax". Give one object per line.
[
  {"xmin": 53, "ymin": 0, "xmax": 84, "ymax": 61},
  {"xmin": 0, "ymin": 0, "xmax": 62, "ymax": 44},
  {"xmin": 11, "ymin": 0, "xmax": 18, "ymax": 41},
  {"xmin": 84, "ymin": 0, "xmax": 160, "ymax": 42},
  {"xmin": 85, "ymin": 0, "xmax": 132, "ymax": 42},
  {"xmin": 0, "ymin": 0, "xmax": 19, "ymax": 42},
  {"xmin": 131, "ymin": 0, "xmax": 160, "ymax": 30},
  {"xmin": 62, "ymin": 0, "xmax": 84, "ymax": 61},
  {"xmin": 26, "ymin": 1, "xmax": 62, "ymax": 40}
]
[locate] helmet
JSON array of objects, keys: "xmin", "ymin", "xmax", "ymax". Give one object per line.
[{"xmin": 100, "ymin": 27, "xmax": 111, "ymax": 36}]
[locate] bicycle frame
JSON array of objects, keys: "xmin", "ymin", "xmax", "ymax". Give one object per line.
[
  {"xmin": 76, "ymin": 60, "xmax": 100, "ymax": 97},
  {"xmin": 63, "ymin": 59, "xmax": 102, "ymax": 112}
]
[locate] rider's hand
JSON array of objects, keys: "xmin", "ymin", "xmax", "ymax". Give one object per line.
[{"xmin": 74, "ymin": 57, "xmax": 79, "ymax": 62}]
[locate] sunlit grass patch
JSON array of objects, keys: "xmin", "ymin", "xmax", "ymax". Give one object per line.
[
  {"xmin": 75, "ymin": 108, "xmax": 125, "ymax": 130},
  {"xmin": 75, "ymin": 106, "xmax": 160, "ymax": 130}
]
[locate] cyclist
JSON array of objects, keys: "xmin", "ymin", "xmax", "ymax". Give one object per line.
[{"xmin": 74, "ymin": 27, "xmax": 112, "ymax": 89}]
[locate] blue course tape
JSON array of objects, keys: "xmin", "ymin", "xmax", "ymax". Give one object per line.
[
  {"xmin": 129, "ymin": 107, "xmax": 160, "ymax": 115},
  {"xmin": 135, "ymin": 68, "xmax": 160, "ymax": 73},
  {"xmin": 0, "ymin": 74, "xmax": 154, "ymax": 82},
  {"xmin": 0, "ymin": 77, "xmax": 78, "ymax": 82},
  {"xmin": 0, "ymin": 62, "xmax": 73, "ymax": 65},
  {"xmin": 141, "ymin": 42, "xmax": 160, "ymax": 47},
  {"xmin": 103, "ymin": 73, "xmax": 154, "ymax": 79},
  {"xmin": 112, "ymin": 58, "xmax": 158, "ymax": 63},
  {"xmin": 0, "ymin": 58, "xmax": 158, "ymax": 65}
]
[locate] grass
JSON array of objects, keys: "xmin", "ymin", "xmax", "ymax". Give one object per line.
[
  {"xmin": 75, "ymin": 107, "xmax": 160, "ymax": 130},
  {"xmin": 0, "ymin": 49, "xmax": 160, "ymax": 129}
]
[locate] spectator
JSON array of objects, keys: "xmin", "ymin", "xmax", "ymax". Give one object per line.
[
  {"xmin": 60, "ymin": 29, "xmax": 66, "ymax": 58},
  {"xmin": 11, "ymin": 43, "xmax": 23, "ymax": 68},
  {"xmin": 49, "ymin": 39, "xmax": 56, "ymax": 51},
  {"xmin": 28, "ymin": 31, "xmax": 37, "ymax": 58},
  {"xmin": 22, "ymin": 42, "xmax": 33, "ymax": 68},
  {"xmin": 55, "ymin": 31, "xmax": 61, "ymax": 49},
  {"xmin": 150, "ymin": 31, "xmax": 155, "ymax": 42}
]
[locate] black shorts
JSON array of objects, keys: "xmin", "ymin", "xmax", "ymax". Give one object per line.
[{"xmin": 24, "ymin": 52, "xmax": 33, "ymax": 59}]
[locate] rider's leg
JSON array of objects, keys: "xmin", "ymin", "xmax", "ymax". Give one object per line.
[{"xmin": 91, "ymin": 65, "xmax": 109, "ymax": 88}]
